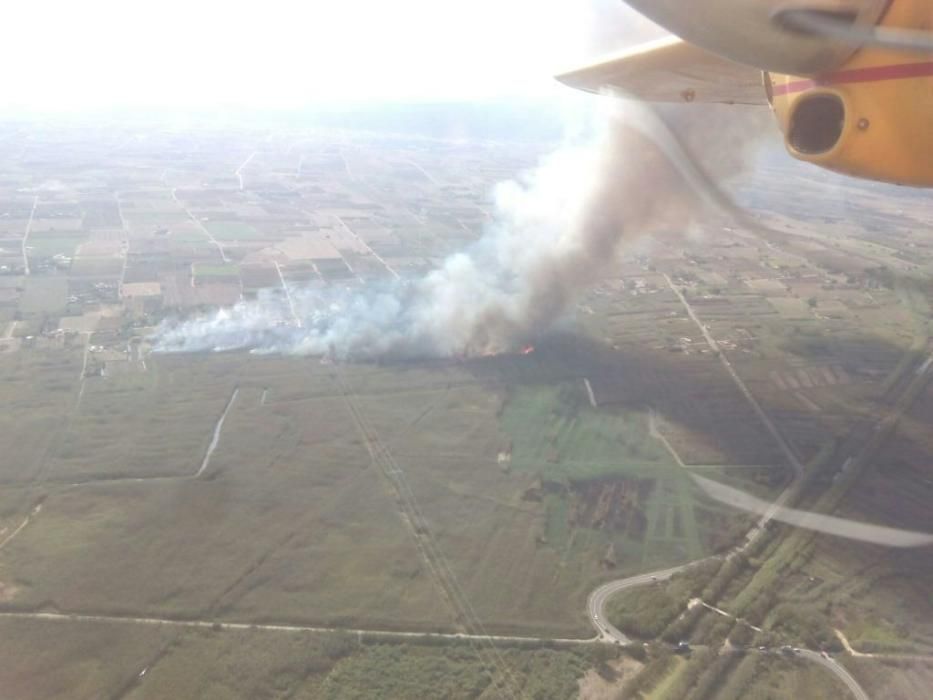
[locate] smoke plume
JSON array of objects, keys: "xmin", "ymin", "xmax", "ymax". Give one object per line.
[{"xmin": 153, "ymin": 101, "xmax": 768, "ymax": 359}]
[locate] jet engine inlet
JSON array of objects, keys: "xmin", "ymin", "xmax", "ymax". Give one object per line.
[{"xmin": 788, "ymin": 93, "xmax": 845, "ymax": 154}]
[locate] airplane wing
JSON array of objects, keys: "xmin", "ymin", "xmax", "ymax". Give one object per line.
[{"xmin": 555, "ymin": 36, "xmax": 768, "ymax": 106}]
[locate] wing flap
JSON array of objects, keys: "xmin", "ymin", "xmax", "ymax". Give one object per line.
[{"xmin": 555, "ymin": 36, "xmax": 768, "ymax": 106}]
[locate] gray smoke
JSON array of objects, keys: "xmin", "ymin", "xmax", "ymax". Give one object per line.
[{"xmin": 153, "ymin": 101, "xmax": 769, "ymax": 359}]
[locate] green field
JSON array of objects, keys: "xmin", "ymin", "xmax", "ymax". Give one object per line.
[
  {"xmin": 69, "ymin": 257, "xmax": 124, "ymax": 277},
  {"xmin": 170, "ymin": 230, "xmax": 209, "ymax": 241},
  {"xmin": 501, "ymin": 383, "xmax": 669, "ymax": 481},
  {"xmin": 0, "ymin": 345, "xmax": 769, "ymax": 643},
  {"xmin": 846, "ymin": 657, "xmax": 933, "ymax": 700},
  {"xmin": 2, "ymin": 106, "xmax": 932, "ymax": 700},
  {"xmin": 205, "ymin": 221, "xmax": 262, "ymax": 240},
  {"xmin": 500, "ymin": 384, "xmax": 725, "ymax": 565},
  {"xmin": 26, "ymin": 233, "xmax": 87, "ymax": 258},
  {"xmin": 17, "ymin": 277, "xmax": 69, "ymax": 315},
  {"xmin": 195, "ymin": 263, "xmax": 240, "ymax": 278},
  {"xmin": 0, "ymin": 618, "xmax": 171, "ymax": 700},
  {"xmin": 644, "ymin": 655, "xmax": 687, "ymax": 700},
  {"xmin": 0, "ymin": 351, "xmax": 733, "ymax": 639},
  {"xmin": 0, "ymin": 355, "xmax": 453, "ymax": 630},
  {"xmin": 0, "ymin": 346, "xmax": 83, "ymax": 479}
]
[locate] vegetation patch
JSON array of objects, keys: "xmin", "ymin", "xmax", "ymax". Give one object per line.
[
  {"xmin": 204, "ymin": 221, "xmax": 262, "ymax": 240},
  {"xmin": 607, "ymin": 562, "xmax": 718, "ymax": 640},
  {"xmin": 316, "ymin": 643, "xmax": 598, "ymax": 700},
  {"xmin": 194, "ymin": 263, "xmax": 240, "ymax": 278},
  {"xmin": 500, "ymin": 383, "xmax": 670, "ymax": 482}
]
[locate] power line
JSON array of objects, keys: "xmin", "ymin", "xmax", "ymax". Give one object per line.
[{"xmin": 331, "ymin": 365, "xmax": 526, "ymax": 699}]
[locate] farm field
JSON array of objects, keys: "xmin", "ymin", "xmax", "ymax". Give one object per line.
[
  {"xmin": 845, "ymin": 657, "xmax": 933, "ymax": 700},
  {"xmin": 0, "ymin": 343, "xmax": 763, "ymax": 639},
  {"xmin": 205, "ymin": 221, "xmax": 263, "ymax": 241},
  {"xmin": 0, "ymin": 618, "xmax": 604, "ymax": 700},
  {"xmin": 0, "ymin": 115, "xmax": 930, "ymax": 699}
]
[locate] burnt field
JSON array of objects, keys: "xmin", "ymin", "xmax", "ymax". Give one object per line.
[{"xmin": 570, "ymin": 477, "xmax": 653, "ymax": 536}]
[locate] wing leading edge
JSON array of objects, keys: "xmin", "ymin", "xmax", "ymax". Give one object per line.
[{"xmin": 555, "ymin": 36, "xmax": 768, "ymax": 106}]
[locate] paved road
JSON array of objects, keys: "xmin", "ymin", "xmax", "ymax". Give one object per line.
[
  {"xmin": 587, "ymin": 563, "xmax": 707, "ymax": 644},
  {"xmin": 0, "ymin": 610, "xmax": 594, "ymax": 647},
  {"xmin": 20, "ymin": 195, "xmax": 38, "ymax": 276},
  {"xmin": 586, "ymin": 288, "xmax": 889, "ymax": 699},
  {"xmin": 582, "ymin": 341, "xmax": 933, "ymax": 698},
  {"xmin": 588, "ymin": 570, "xmax": 870, "ymax": 699}
]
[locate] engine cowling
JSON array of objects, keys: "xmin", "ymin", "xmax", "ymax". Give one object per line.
[
  {"xmin": 623, "ymin": 0, "xmax": 890, "ymax": 75},
  {"xmin": 765, "ymin": 0, "xmax": 933, "ymax": 187}
]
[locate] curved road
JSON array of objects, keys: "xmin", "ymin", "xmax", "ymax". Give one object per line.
[
  {"xmin": 593, "ymin": 282, "xmax": 893, "ymax": 698},
  {"xmin": 588, "ymin": 566, "xmax": 871, "ymax": 699},
  {"xmin": 588, "ymin": 562, "xmax": 709, "ymax": 644}
]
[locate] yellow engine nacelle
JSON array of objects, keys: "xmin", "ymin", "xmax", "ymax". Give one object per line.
[{"xmin": 766, "ymin": 0, "xmax": 933, "ymax": 187}]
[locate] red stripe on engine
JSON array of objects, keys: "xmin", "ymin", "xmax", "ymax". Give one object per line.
[{"xmin": 772, "ymin": 61, "xmax": 933, "ymax": 96}]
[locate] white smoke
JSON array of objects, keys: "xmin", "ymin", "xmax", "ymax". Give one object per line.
[{"xmin": 153, "ymin": 101, "xmax": 766, "ymax": 359}]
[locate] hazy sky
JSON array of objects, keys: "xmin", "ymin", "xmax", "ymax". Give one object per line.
[{"xmin": 2, "ymin": 1, "xmax": 663, "ymax": 111}]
